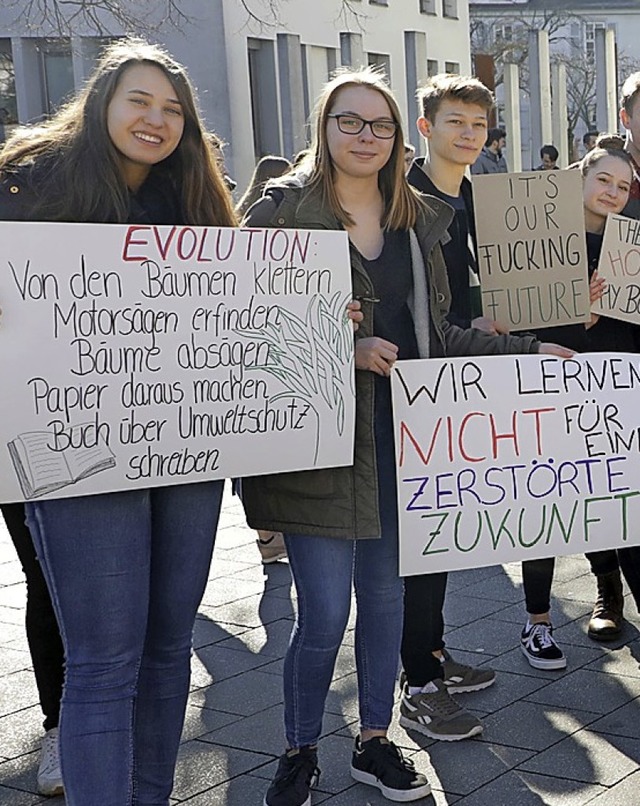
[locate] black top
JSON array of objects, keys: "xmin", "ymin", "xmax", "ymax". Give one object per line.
[
  {"xmin": 0, "ymin": 161, "xmax": 182, "ymax": 225},
  {"xmin": 361, "ymin": 228, "xmax": 418, "ymax": 360},
  {"xmin": 586, "ymin": 231, "xmax": 639, "ymax": 353},
  {"xmin": 407, "ymin": 158, "xmax": 478, "ymax": 328},
  {"xmin": 516, "ymin": 231, "xmax": 640, "ymax": 353},
  {"xmin": 360, "ymin": 228, "xmax": 417, "ymax": 430}
]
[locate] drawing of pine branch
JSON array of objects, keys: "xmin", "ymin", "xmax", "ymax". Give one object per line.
[{"xmin": 234, "ymin": 292, "xmax": 354, "ymax": 464}]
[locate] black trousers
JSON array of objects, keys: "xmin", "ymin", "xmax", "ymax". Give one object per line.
[
  {"xmin": 401, "ymin": 571, "xmax": 447, "ymax": 687},
  {"xmin": 522, "ymin": 558, "xmax": 555, "ymax": 615},
  {"xmin": 403, "ymin": 559, "xmax": 557, "ymax": 686},
  {"xmin": 1, "ymin": 502, "xmax": 64, "ymax": 730}
]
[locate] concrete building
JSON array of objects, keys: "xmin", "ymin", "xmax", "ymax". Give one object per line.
[
  {"xmin": 0, "ymin": 0, "xmax": 471, "ymax": 191},
  {"xmin": 469, "ymin": 0, "xmax": 640, "ymax": 168}
]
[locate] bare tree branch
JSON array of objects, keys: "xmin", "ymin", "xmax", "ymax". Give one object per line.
[
  {"xmin": 470, "ymin": 6, "xmax": 640, "ymax": 147},
  {"xmin": 236, "ymin": 0, "xmax": 287, "ymax": 32},
  {"xmin": 9, "ymin": 0, "xmax": 197, "ymax": 37},
  {"xmin": 8, "ymin": 0, "xmax": 369, "ymax": 37},
  {"xmin": 333, "ymin": 0, "xmax": 369, "ymax": 32}
]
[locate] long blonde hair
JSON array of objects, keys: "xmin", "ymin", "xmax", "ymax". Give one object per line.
[{"xmin": 294, "ymin": 67, "xmax": 422, "ymax": 230}]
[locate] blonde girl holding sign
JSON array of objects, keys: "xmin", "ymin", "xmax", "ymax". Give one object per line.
[{"xmin": 241, "ymin": 67, "xmax": 572, "ymax": 806}]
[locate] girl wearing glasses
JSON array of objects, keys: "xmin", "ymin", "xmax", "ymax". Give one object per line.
[{"xmin": 241, "ymin": 68, "xmax": 571, "ymax": 806}]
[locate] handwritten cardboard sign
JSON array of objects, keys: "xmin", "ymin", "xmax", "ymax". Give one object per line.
[
  {"xmin": 0, "ymin": 222, "xmax": 355, "ymax": 502},
  {"xmin": 593, "ymin": 213, "xmax": 640, "ymax": 325},
  {"xmin": 472, "ymin": 171, "xmax": 590, "ymax": 330},
  {"xmin": 391, "ymin": 354, "xmax": 640, "ymax": 576}
]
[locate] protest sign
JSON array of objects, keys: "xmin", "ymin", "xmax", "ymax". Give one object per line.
[
  {"xmin": 472, "ymin": 171, "xmax": 590, "ymax": 330},
  {"xmin": 391, "ymin": 354, "xmax": 640, "ymax": 576},
  {"xmin": 0, "ymin": 222, "xmax": 355, "ymax": 502},
  {"xmin": 593, "ymin": 213, "xmax": 640, "ymax": 325}
]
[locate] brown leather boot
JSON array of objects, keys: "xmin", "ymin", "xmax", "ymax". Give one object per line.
[{"xmin": 588, "ymin": 569, "xmax": 624, "ymax": 641}]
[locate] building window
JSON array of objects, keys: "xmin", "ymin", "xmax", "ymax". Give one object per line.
[
  {"xmin": 420, "ymin": 0, "xmax": 437, "ymax": 12},
  {"xmin": 445, "ymin": 61, "xmax": 460, "ymax": 75},
  {"xmin": 369, "ymin": 0, "xmax": 389, "ymax": 5},
  {"xmin": 427, "ymin": 59, "xmax": 439, "ymax": 77},
  {"xmin": 495, "ymin": 24, "xmax": 514, "ymax": 44},
  {"xmin": 37, "ymin": 39, "xmax": 74, "ymax": 115},
  {"xmin": 304, "ymin": 45, "xmax": 336, "ymax": 121},
  {"xmin": 247, "ymin": 38, "xmax": 281, "ymax": 158},
  {"xmin": 0, "ymin": 39, "xmax": 17, "ymax": 140},
  {"xmin": 368, "ymin": 52, "xmax": 391, "ymax": 81},
  {"xmin": 585, "ymin": 22, "xmax": 606, "ymax": 64},
  {"xmin": 443, "ymin": 0, "xmax": 458, "ymax": 18}
]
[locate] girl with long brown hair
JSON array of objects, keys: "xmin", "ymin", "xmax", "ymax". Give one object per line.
[{"xmin": 0, "ymin": 38, "xmax": 236, "ymax": 805}]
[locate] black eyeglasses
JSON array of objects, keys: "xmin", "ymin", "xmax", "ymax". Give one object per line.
[{"xmin": 327, "ymin": 113, "xmax": 398, "ymax": 139}]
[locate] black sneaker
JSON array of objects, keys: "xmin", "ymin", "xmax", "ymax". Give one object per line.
[
  {"xmin": 350, "ymin": 736, "xmax": 431, "ymax": 802},
  {"xmin": 520, "ymin": 622, "xmax": 566, "ymax": 670},
  {"xmin": 264, "ymin": 747, "xmax": 320, "ymax": 806}
]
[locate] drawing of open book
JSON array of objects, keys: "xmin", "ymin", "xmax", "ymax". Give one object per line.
[{"xmin": 7, "ymin": 428, "xmax": 116, "ymax": 499}]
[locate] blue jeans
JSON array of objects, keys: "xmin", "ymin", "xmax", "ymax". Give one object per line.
[
  {"xmin": 282, "ymin": 444, "xmax": 403, "ymax": 747},
  {"xmin": 26, "ymin": 481, "xmax": 223, "ymax": 806}
]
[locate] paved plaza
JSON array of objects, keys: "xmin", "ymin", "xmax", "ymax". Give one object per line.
[{"xmin": 1, "ymin": 485, "xmax": 640, "ymax": 805}]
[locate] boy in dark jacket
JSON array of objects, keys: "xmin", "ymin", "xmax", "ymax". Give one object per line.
[{"xmin": 400, "ymin": 74, "xmax": 503, "ymax": 742}]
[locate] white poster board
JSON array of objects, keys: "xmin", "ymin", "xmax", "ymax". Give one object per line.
[
  {"xmin": 391, "ymin": 354, "xmax": 640, "ymax": 576},
  {"xmin": 0, "ymin": 222, "xmax": 355, "ymax": 502},
  {"xmin": 472, "ymin": 171, "xmax": 590, "ymax": 330},
  {"xmin": 594, "ymin": 213, "xmax": 640, "ymax": 325}
]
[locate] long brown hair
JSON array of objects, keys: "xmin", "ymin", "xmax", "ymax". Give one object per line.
[
  {"xmin": 0, "ymin": 38, "xmax": 237, "ymax": 226},
  {"xmin": 294, "ymin": 67, "xmax": 422, "ymax": 230}
]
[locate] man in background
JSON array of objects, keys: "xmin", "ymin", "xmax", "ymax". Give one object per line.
[{"xmin": 470, "ymin": 126, "xmax": 507, "ymax": 174}]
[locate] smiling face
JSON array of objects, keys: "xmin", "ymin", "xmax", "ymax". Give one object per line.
[
  {"xmin": 107, "ymin": 63, "xmax": 185, "ymax": 189},
  {"xmin": 325, "ymin": 85, "xmax": 397, "ymax": 182},
  {"xmin": 583, "ymin": 154, "xmax": 632, "ymax": 232},
  {"xmin": 417, "ymin": 99, "xmax": 488, "ymax": 168}
]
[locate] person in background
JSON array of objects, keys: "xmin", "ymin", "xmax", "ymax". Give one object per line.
[
  {"xmin": 0, "ymin": 505, "xmax": 64, "ymax": 795},
  {"xmin": 535, "ymin": 144, "xmax": 560, "ymax": 170},
  {"xmin": 0, "ymin": 38, "xmax": 237, "ymax": 805},
  {"xmin": 235, "ymin": 153, "xmax": 293, "ymax": 565},
  {"xmin": 403, "ymin": 142, "xmax": 416, "ymax": 174},
  {"xmin": 583, "ymin": 130, "xmax": 599, "ymax": 154},
  {"xmin": 236, "ymin": 154, "xmax": 292, "ymax": 218},
  {"xmin": 206, "ymin": 131, "xmax": 237, "ymax": 192},
  {"xmin": 0, "ymin": 107, "xmax": 8, "ymax": 144},
  {"xmin": 470, "ymin": 126, "xmax": 507, "ymax": 174}
]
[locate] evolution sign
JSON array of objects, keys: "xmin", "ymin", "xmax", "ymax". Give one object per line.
[
  {"xmin": 472, "ymin": 171, "xmax": 590, "ymax": 331},
  {"xmin": 391, "ymin": 354, "xmax": 640, "ymax": 576},
  {"xmin": 0, "ymin": 222, "xmax": 354, "ymax": 502}
]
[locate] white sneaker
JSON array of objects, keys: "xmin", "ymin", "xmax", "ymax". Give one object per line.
[{"xmin": 37, "ymin": 727, "xmax": 64, "ymax": 796}]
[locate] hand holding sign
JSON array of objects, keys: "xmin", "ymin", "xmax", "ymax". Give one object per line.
[{"xmin": 355, "ymin": 337, "xmax": 399, "ymax": 376}]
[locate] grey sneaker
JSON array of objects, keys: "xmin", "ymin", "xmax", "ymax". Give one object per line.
[
  {"xmin": 441, "ymin": 649, "xmax": 496, "ymax": 693},
  {"xmin": 399, "ymin": 679, "xmax": 483, "ymax": 741},
  {"xmin": 257, "ymin": 531, "xmax": 287, "ymax": 564},
  {"xmin": 37, "ymin": 727, "xmax": 64, "ymax": 796}
]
